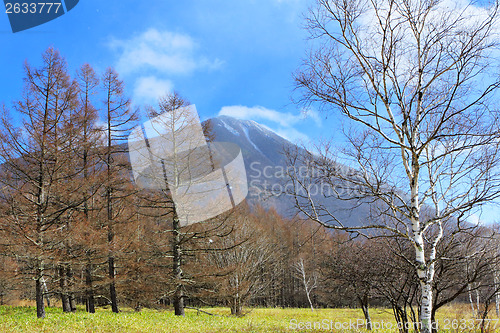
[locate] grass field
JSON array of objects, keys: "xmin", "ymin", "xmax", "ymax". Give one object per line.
[{"xmin": 0, "ymin": 304, "xmax": 496, "ymax": 332}]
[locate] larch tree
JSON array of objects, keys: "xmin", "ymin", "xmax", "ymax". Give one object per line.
[
  {"xmin": 75, "ymin": 63, "xmax": 102, "ymax": 313},
  {"xmin": 292, "ymin": 0, "xmax": 500, "ymax": 332},
  {"xmin": 0, "ymin": 47, "xmax": 80, "ymax": 318},
  {"xmin": 131, "ymin": 91, "xmax": 241, "ymax": 316},
  {"xmin": 101, "ymin": 67, "xmax": 137, "ymax": 313},
  {"xmin": 133, "ymin": 92, "xmax": 205, "ymax": 316}
]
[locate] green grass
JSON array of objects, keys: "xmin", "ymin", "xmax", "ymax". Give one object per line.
[{"xmin": 0, "ymin": 304, "xmax": 496, "ymax": 332}]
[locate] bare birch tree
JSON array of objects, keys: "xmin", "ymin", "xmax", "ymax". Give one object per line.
[
  {"xmin": 294, "ymin": 258, "xmax": 318, "ymax": 312},
  {"xmin": 293, "ymin": 1, "xmax": 500, "ymax": 332}
]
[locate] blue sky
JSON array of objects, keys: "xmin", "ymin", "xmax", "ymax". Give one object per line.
[
  {"xmin": 1, "ymin": 0, "xmax": 498, "ymax": 224},
  {"xmin": 0, "ymin": 0, "xmax": 331, "ymax": 144}
]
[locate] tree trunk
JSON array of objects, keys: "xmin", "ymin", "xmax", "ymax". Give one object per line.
[
  {"xmin": 392, "ymin": 304, "xmax": 408, "ymax": 333},
  {"xmin": 469, "ymin": 284, "xmax": 477, "ymax": 317},
  {"xmin": 411, "ymin": 164, "xmax": 434, "ymax": 333},
  {"xmin": 41, "ymin": 276, "xmax": 50, "ymax": 307},
  {"xmin": 230, "ymin": 273, "xmax": 243, "ymax": 316},
  {"xmin": 419, "ymin": 281, "xmax": 433, "ymax": 333},
  {"xmin": 476, "ymin": 289, "xmax": 481, "ymax": 317},
  {"xmin": 172, "ymin": 213, "xmax": 184, "ymax": 316},
  {"xmin": 231, "ymin": 293, "xmax": 242, "ymax": 316},
  {"xmin": 359, "ymin": 295, "xmax": 372, "ymax": 330},
  {"xmin": 231, "ymin": 302, "xmax": 242, "ymax": 316},
  {"xmin": 35, "ymin": 267, "xmax": 45, "ymax": 319},
  {"xmin": 495, "ymin": 273, "xmax": 500, "ymax": 317},
  {"xmin": 480, "ymin": 299, "xmax": 492, "ymax": 333},
  {"xmin": 85, "ymin": 262, "xmax": 95, "ymax": 313},
  {"xmin": 497, "ymin": 293, "xmax": 500, "ymax": 318},
  {"xmin": 108, "ymin": 256, "xmax": 119, "ymax": 313},
  {"xmin": 59, "ymin": 265, "xmax": 71, "ymax": 312},
  {"xmin": 303, "ymin": 273, "xmax": 314, "ymax": 311},
  {"xmin": 106, "ymin": 117, "xmax": 118, "ymax": 314},
  {"xmin": 430, "ymin": 309, "xmax": 438, "ymax": 333},
  {"xmin": 107, "ymin": 187, "xmax": 118, "ymax": 313},
  {"xmin": 66, "ymin": 266, "xmax": 76, "ymax": 312}
]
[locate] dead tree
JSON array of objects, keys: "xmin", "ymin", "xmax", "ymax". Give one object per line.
[
  {"xmin": 75, "ymin": 63, "xmax": 102, "ymax": 313},
  {"xmin": 101, "ymin": 67, "xmax": 137, "ymax": 313},
  {"xmin": 0, "ymin": 47, "xmax": 80, "ymax": 318},
  {"xmin": 130, "ymin": 92, "xmax": 245, "ymax": 315}
]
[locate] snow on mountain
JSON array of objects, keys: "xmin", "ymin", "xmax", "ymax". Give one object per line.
[
  {"xmin": 209, "ymin": 115, "xmax": 370, "ymax": 226},
  {"xmin": 241, "ymin": 125, "xmax": 263, "ymax": 155},
  {"xmin": 219, "ymin": 118, "xmax": 240, "ymax": 137}
]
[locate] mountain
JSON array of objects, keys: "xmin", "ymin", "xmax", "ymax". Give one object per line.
[
  {"xmin": 210, "ymin": 115, "xmax": 296, "ymax": 215},
  {"xmin": 211, "ymin": 116, "xmax": 292, "ymax": 165},
  {"xmin": 209, "ymin": 115, "xmax": 370, "ymax": 225}
]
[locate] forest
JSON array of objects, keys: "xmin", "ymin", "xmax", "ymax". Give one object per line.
[{"xmin": 0, "ymin": 48, "xmax": 499, "ymax": 333}]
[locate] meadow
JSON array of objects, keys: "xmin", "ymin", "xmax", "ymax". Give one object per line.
[{"xmin": 0, "ymin": 304, "xmax": 495, "ymax": 332}]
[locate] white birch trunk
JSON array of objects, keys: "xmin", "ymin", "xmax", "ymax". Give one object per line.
[
  {"xmin": 476, "ymin": 289, "xmax": 481, "ymax": 318},
  {"xmin": 419, "ymin": 278, "xmax": 433, "ymax": 333},
  {"xmin": 469, "ymin": 284, "xmax": 476, "ymax": 318},
  {"xmin": 410, "ymin": 159, "xmax": 433, "ymax": 333},
  {"xmin": 415, "ymin": 229, "xmax": 433, "ymax": 333},
  {"xmin": 41, "ymin": 276, "xmax": 50, "ymax": 307},
  {"xmin": 296, "ymin": 259, "xmax": 316, "ymax": 311}
]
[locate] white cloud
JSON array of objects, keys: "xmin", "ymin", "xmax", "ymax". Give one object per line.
[
  {"xmin": 219, "ymin": 105, "xmax": 322, "ymax": 127},
  {"xmin": 218, "ymin": 105, "xmax": 322, "ymax": 144},
  {"xmin": 300, "ymin": 107, "xmax": 322, "ymax": 127},
  {"xmin": 109, "ymin": 28, "xmax": 223, "ymax": 76},
  {"xmin": 468, "ymin": 213, "xmax": 481, "ymax": 225},
  {"xmin": 133, "ymin": 76, "xmax": 174, "ymax": 104},
  {"xmin": 273, "ymin": 127, "xmax": 310, "ymax": 143}
]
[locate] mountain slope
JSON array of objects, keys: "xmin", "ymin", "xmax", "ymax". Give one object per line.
[{"xmin": 210, "ymin": 115, "xmax": 370, "ymax": 225}]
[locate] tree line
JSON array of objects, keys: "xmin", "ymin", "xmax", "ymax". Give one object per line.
[
  {"xmin": 0, "ymin": 47, "xmax": 342, "ymax": 319},
  {"xmin": 2, "ymin": 46, "xmax": 500, "ymax": 333}
]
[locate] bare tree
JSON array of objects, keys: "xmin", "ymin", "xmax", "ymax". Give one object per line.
[
  {"xmin": 321, "ymin": 238, "xmax": 382, "ymax": 330},
  {"xmin": 101, "ymin": 67, "xmax": 137, "ymax": 313},
  {"xmin": 205, "ymin": 211, "xmax": 279, "ymax": 316},
  {"xmin": 294, "ymin": 258, "xmax": 318, "ymax": 311},
  {"xmin": 75, "ymin": 63, "xmax": 102, "ymax": 313},
  {"xmin": 139, "ymin": 92, "xmax": 192, "ymax": 316},
  {"xmin": 130, "ymin": 92, "xmax": 236, "ymax": 316},
  {"xmin": 0, "ymin": 47, "xmax": 80, "ymax": 318},
  {"xmin": 292, "ymin": 1, "xmax": 500, "ymax": 332}
]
